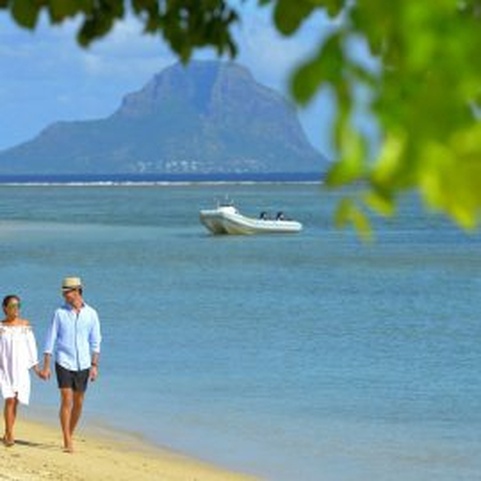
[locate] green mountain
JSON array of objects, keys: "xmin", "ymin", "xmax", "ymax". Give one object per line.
[{"xmin": 0, "ymin": 61, "xmax": 328, "ymax": 175}]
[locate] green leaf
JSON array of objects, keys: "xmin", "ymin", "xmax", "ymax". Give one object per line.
[
  {"xmin": 419, "ymin": 124, "xmax": 481, "ymax": 230},
  {"xmin": 11, "ymin": 0, "xmax": 40, "ymax": 28},
  {"xmin": 274, "ymin": 0, "xmax": 315, "ymax": 35},
  {"xmin": 48, "ymin": 0, "xmax": 86, "ymax": 22},
  {"xmin": 363, "ymin": 190, "xmax": 395, "ymax": 217},
  {"xmin": 291, "ymin": 32, "xmax": 343, "ymax": 104},
  {"xmin": 321, "ymin": 0, "xmax": 345, "ymax": 18},
  {"xmin": 326, "ymin": 123, "xmax": 367, "ymax": 186},
  {"xmin": 334, "ymin": 197, "xmax": 373, "ymax": 242},
  {"xmin": 371, "ymin": 132, "xmax": 407, "ymax": 188}
]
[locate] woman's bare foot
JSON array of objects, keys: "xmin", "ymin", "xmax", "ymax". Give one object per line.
[{"xmin": 3, "ymin": 435, "xmax": 15, "ymax": 447}]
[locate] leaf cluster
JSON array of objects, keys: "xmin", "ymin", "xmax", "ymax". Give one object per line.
[
  {"xmin": 276, "ymin": 0, "xmax": 481, "ymax": 235},
  {"xmin": 0, "ymin": 0, "xmax": 238, "ymax": 60}
]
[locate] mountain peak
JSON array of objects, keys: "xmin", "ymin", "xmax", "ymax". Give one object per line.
[
  {"xmin": 0, "ymin": 61, "xmax": 328, "ymax": 175},
  {"xmin": 116, "ymin": 61, "xmax": 255, "ymax": 119}
]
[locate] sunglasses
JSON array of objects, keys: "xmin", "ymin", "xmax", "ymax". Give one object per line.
[
  {"xmin": 62, "ymin": 289, "xmax": 77, "ymax": 295},
  {"xmin": 6, "ymin": 303, "xmax": 21, "ymax": 309}
]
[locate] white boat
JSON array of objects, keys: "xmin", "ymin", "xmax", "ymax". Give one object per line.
[{"xmin": 199, "ymin": 201, "xmax": 302, "ymax": 235}]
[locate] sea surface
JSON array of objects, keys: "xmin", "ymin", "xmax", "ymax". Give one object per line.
[{"xmin": 0, "ymin": 182, "xmax": 480, "ymax": 481}]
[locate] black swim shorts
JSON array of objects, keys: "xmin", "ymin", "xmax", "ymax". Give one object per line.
[{"xmin": 55, "ymin": 363, "xmax": 90, "ymax": 392}]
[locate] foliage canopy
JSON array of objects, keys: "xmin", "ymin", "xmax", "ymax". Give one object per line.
[{"xmin": 2, "ymin": 0, "xmax": 481, "ymax": 236}]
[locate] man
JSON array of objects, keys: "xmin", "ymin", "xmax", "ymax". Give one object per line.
[{"xmin": 42, "ymin": 276, "xmax": 102, "ymax": 453}]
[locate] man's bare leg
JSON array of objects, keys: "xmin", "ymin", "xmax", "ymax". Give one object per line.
[
  {"xmin": 59, "ymin": 388, "xmax": 74, "ymax": 452},
  {"xmin": 70, "ymin": 391, "xmax": 85, "ymax": 438}
]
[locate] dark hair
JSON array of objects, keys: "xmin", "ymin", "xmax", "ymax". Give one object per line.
[{"xmin": 2, "ymin": 295, "xmax": 20, "ymax": 308}]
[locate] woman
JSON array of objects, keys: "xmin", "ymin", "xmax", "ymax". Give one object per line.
[{"xmin": 0, "ymin": 295, "xmax": 41, "ymax": 446}]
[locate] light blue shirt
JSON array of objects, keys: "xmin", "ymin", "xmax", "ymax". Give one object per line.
[{"xmin": 44, "ymin": 302, "xmax": 101, "ymax": 371}]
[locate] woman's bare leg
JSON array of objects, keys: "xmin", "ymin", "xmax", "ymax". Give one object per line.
[{"xmin": 3, "ymin": 397, "xmax": 18, "ymax": 445}]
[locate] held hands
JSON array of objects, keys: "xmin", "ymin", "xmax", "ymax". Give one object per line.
[
  {"xmin": 34, "ymin": 366, "xmax": 51, "ymax": 381},
  {"xmin": 33, "ymin": 364, "xmax": 98, "ymax": 381}
]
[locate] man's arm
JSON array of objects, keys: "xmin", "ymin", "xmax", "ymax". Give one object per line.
[
  {"xmin": 89, "ymin": 310, "xmax": 102, "ymax": 353},
  {"xmin": 41, "ymin": 311, "xmax": 59, "ymax": 380},
  {"xmin": 89, "ymin": 310, "xmax": 101, "ymax": 381},
  {"xmin": 90, "ymin": 351, "xmax": 100, "ymax": 381},
  {"xmin": 41, "ymin": 353, "xmax": 52, "ymax": 380}
]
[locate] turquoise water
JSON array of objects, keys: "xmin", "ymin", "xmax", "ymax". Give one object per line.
[{"xmin": 0, "ymin": 183, "xmax": 480, "ymax": 480}]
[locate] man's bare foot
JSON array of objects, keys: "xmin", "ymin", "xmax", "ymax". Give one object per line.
[{"xmin": 63, "ymin": 444, "xmax": 74, "ymax": 453}]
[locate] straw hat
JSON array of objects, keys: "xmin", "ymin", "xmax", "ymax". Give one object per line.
[{"xmin": 61, "ymin": 276, "xmax": 83, "ymax": 292}]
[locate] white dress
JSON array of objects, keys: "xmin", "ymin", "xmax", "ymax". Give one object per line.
[{"xmin": 0, "ymin": 325, "xmax": 38, "ymax": 405}]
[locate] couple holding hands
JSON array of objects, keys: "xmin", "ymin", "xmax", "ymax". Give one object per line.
[{"xmin": 0, "ymin": 277, "xmax": 101, "ymax": 453}]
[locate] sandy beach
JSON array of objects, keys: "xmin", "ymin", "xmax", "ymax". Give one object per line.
[{"xmin": 0, "ymin": 417, "xmax": 259, "ymax": 481}]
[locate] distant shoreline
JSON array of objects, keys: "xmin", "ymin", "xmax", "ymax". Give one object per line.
[{"xmin": 0, "ymin": 172, "xmax": 324, "ymax": 186}]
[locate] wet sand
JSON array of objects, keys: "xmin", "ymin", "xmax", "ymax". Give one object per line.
[{"xmin": 0, "ymin": 417, "xmax": 259, "ymax": 481}]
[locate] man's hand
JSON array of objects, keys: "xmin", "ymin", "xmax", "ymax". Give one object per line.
[
  {"xmin": 90, "ymin": 365, "xmax": 98, "ymax": 382},
  {"xmin": 35, "ymin": 367, "xmax": 50, "ymax": 380}
]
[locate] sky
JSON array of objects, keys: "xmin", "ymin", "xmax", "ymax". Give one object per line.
[{"xmin": 0, "ymin": 4, "xmax": 342, "ymax": 159}]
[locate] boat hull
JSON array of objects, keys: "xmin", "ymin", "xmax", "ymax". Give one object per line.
[
  {"xmin": 200, "ymin": 209, "xmax": 302, "ymax": 235},
  {"xmin": 199, "ymin": 210, "xmax": 230, "ymax": 234}
]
